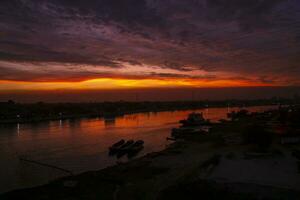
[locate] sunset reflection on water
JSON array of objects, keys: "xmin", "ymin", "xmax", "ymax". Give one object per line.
[{"xmin": 0, "ymin": 105, "xmax": 277, "ymax": 193}]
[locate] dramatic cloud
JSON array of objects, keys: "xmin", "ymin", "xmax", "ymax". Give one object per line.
[{"xmin": 0, "ymin": 0, "xmax": 300, "ymax": 88}]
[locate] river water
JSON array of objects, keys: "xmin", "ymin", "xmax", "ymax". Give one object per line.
[{"xmin": 0, "ymin": 105, "xmax": 277, "ymax": 193}]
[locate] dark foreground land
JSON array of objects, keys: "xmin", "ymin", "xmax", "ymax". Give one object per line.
[
  {"xmin": 0, "ymin": 98, "xmax": 297, "ymax": 124},
  {"xmin": 1, "ymin": 105, "xmax": 300, "ymax": 199}
]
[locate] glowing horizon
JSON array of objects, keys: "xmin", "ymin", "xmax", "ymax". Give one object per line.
[
  {"xmin": 0, "ymin": 77, "xmax": 275, "ymax": 91},
  {"xmin": 1, "ymin": 1, "xmax": 300, "ymax": 93}
]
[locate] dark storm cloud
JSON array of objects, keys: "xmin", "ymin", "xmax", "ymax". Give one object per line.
[
  {"xmin": 205, "ymin": 0, "xmax": 284, "ymax": 31},
  {"xmin": 51, "ymin": 0, "xmax": 164, "ymax": 28},
  {"xmin": 0, "ymin": 42, "xmax": 120, "ymax": 67},
  {"xmin": 0, "ymin": 0, "xmax": 300, "ymax": 84},
  {"xmin": 0, "ymin": 65, "xmax": 110, "ymax": 82}
]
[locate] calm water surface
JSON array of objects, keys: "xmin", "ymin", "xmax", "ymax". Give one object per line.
[{"xmin": 0, "ymin": 105, "xmax": 277, "ymax": 193}]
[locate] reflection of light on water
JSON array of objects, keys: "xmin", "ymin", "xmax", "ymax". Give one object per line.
[
  {"xmin": 17, "ymin": 123, "xmax": 20, "ymax": 135},
  {"xmin": 104, "ymin": 119, "xmax": 115, "ymax": 128},
  {"xmin": 205, "ymin": 105, "xmax": 209, "ymax": 115},
  {"xmin": 1, "ymin": 105, "xmax": 279, "ymax": 194}
]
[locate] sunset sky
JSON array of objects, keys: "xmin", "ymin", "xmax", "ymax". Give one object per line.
[{"xmin": 0, "ymin": 0, "xmax": 300, "ymax": 99}]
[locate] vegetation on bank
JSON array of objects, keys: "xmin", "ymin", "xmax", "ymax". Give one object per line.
[{"xmin": 0, "ymin": 98, "xmax": 298, "ymax": 123}]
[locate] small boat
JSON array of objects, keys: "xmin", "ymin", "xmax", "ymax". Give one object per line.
[
  {"xmin": 127, "ymin": 140, "xmax": 144, "ymax": 158},
  {"xmin": 129, "ymin": 140, "xmax": 144, "ymax": 152},
  {"xmin": 180, "ymin": 112, "xmax": 210, "ymax": 127},
  {"xmin": 119, "ymin": 140, "xmax": 135, "ymax": 150},
  {"xmin": 110, "ymin": 139, "xmax": 125, "ymax": 150},
  {"xmin": 116, "ymin": 140, "xmax": 135, "ymax": 158},
  {"xmin": 109, "ymin": 139, "xmax": 125, "ymax": 155}
]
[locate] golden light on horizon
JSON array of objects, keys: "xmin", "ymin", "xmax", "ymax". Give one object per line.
[{"xmin": 0, "ymin": 77, "xmax": 274, "ymax": 91}]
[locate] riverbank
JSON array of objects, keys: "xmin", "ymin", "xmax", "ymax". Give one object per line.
[
  {"xmin": 2, "ymin": 107, "xmax": 300, "ymax": 199},
  {"xmin": 0, "ymin": 100, "xmax": 287, "ymax": 124}
]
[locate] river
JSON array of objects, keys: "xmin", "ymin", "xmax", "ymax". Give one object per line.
[{"xmin": 0, "ymin": 105, "xmax": 277, "ymax": 193}]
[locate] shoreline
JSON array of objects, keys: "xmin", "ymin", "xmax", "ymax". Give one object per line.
[
  {"xmin": 2, "ymin": 107, "xmax": 300, "ymax": 199},
  {"xmin": 0, "ymin": 102, "xmax": 280, "ymax": 125}
]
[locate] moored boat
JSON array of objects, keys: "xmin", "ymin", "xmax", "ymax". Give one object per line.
[
  {"xmin": 109, "ymin": 139, "xmax": 145, "ymax": 158},
  {"xmin": 127, "ymin": 140, "xmax": 144, "ymax": 158},
  {"xmin": 109, "ymin": 139, "xmax": 125, "ymax": 154},
  {"xmin": 180, "ymin": 112, "xmax": 210, "ymax": 127},
  {"xmin": 119, "ymin": 140, "xmax": 135, "ymax": 151},
  {"xmin": 129, "ymin": 140, "xmax": 144, "ymax": 152},
  {"xmin": 116, "ymin": 140, "xmax": 135, "ymax": 157}
]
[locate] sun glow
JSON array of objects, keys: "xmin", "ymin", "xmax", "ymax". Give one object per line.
[{"xmin": 0, "ymin": 78, "xmax": 273, "ymax": 91}]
